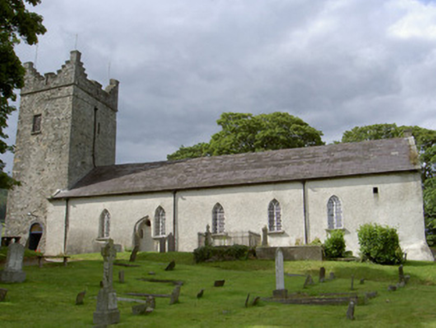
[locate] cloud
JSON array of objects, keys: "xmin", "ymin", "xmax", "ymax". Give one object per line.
[{"xmin": 4, "ymin": 0, "xmax": 436, "ymax": 171}]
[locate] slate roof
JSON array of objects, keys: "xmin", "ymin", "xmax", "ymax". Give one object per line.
[{"xmin": 53, "ymin": 138, "xmax": 420, "ymax": 199}]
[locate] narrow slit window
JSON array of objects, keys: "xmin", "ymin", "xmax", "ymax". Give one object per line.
[{"xmin": 32, "ymin": 114, "xmax": 42, "ymax": 133}]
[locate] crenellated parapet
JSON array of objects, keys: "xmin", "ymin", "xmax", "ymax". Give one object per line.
[{"xmin": 21, "ymin": 51, "xmax": 119, "ymax": 111}]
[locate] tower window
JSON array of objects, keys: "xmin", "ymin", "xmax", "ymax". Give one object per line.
[
  {"xmin": 373, "ymin": 187, "xmax": 379, "ymax": 194},
  {"xmin": 32, "ymin": 114, "xmax": 42, "ymax": 134}
]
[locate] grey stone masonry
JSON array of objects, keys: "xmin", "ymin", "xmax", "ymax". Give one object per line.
[
  {"xmin": 0, "ymin": 243, "xmax": 26, "ymax": 283},
  {"xmin": 6, "ymin": 50, "xmax": 119, "ymax": 253}
]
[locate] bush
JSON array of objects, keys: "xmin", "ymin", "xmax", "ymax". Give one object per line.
[
  {"xmin": 323, "ymin": 230, "xmax": 346, "ymax": 258},
  {"xmin": 357, "ymin": 223, "xmax": 403, "ymax": 265},
  {"xmin": 193, "ymin": 244, "xmax": 251, "ymax": 263}
]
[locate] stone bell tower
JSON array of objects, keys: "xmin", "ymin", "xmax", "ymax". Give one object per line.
[{"xmin": 6, "ymin": 51, "xmax": 119, "ymax": 251}]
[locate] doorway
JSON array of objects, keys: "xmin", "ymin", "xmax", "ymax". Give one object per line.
[{"xmin": 28, "ymin": 223, "xmax": 43, "ymax": 251}]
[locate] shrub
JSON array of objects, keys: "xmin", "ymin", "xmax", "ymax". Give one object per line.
[
  {"xmin": 357, "ymin": 223, "xmax": 403, "ymax": 265},
  {"xmin": 323, "ymin": 230, "xmax": 346, "ymax": 258},
  {"xmin": 310, "ymin": 237, "xmax": 322, "ymax": 245},
  {"xmin": 193, "ymin": 244, "xmax": 251, "ymax": 263}
]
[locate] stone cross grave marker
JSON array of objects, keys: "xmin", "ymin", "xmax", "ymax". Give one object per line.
[
  {"xmin": 319, "ymin": 267, "xmax": 326, "ymax": 283},
  {"xmin": 273, "ymin": 247, "xmax": 288, "ymax": 299},
  {"xmin": 93, "ymin": 239, "xmax": 120, "ymax": 326},
  {"xmin": 262, "ymin": 226, "xmax": 268, "ymax": 246},
  {"xmin": 0, "ymin": 243, "xmax": 26, "ymax": 283}
]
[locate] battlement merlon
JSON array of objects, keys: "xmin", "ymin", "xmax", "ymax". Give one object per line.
[{"xmin": 20, "ymin": 50, "xmax": 119, "ymax": 112}]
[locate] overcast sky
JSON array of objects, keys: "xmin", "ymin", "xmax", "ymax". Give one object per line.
[{"xmin": 5, "ymin": 0, "xmax": 436, "ymax": 172}]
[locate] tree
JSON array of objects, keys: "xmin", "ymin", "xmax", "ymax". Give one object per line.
[
  {"xmin": 167, "ymin": 112, "xmax": 324, "ymax": 160},
  {"xmin": 340, "ymin": 123, "xmax": 436, "ymax": 243},
  {"xmin": 0, "ymin": 0, "xmax": 46, "ymax": 189}
]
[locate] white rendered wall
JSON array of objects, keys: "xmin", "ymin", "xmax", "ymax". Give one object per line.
[
  {"xmin": 306, "ymin": 172, "xmax": 433, "ymax": 261},
  {"xmin": 176, "ymin": 183, "xmax": 305, "ymax": 252}
]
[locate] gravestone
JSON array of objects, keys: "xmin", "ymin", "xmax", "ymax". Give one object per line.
[
  {"xmin": 76, "ymin": 291, "xmax": 86, "ymax": 305},
  {"xmin": 0, "ymin": 288, "xmax": 7, "ymax": 302},
  {"xmin": 93, "ymin": 239, "xmax": 120, "ymax": 326},
  {"xmin": 197, "ymin": 289, "xmax": 204, "ymax": 299},
  {"xmin": 119, "ymin": 270, "xmax": 125, "ymax": 283},
  {"xmin": 159, "ymin": 238, "xmax": 166, "ymax": 253},
  {"xmin": 147, "ymin": 295, "xmax": 156, "ymax": 309},
  {"xmin": 303, "ymin": 274, "xmax": 314, "ymax": 288},
  {"xmin": 273, "ymin": 248, "xmax": 288, "ymax": 299},
  {"xmin": 346, "ymin": 301, "xmax": 355, "ymax": 320},
  {"xmin": 167, "ymin": 233, "xmax": 175, "ymax": 252},
  {"xmin": 205, "ymin": 225, "xmax": 212, "ymax": 247},
  {"xmin": 252, "ymin": 296, "xmax": 260, "ymax": 306},
  {"xmin": 360, "ymin": 278, "xmax": 365, "ymax": 285},
  {"xmin": 388, "ymin": 285, "xmax": 397, "ymax": 291},
  {"xmin": 0, "ymin": 243, "xmax": 26, "ymax": 283},
  {"xmin": 165, "ymin": 260, "xmax": 176, "ymax": 271},
  {"xmin": 132, "ymin": 304, "xmax": 147, "ymax": 315},
  {"xmin": 169, "ymin": 285, "xmax": 181, "ymax": 305},
  {"xmin": 214, "ymin": 280, "xmax": 225, "ymax": 287},
  {"xmin": 245, "ymin": 293, "xmax": 250, "ymax": 307},
  {"xmin": 399, "ymin": 265, "xmax": 405, "ymax": 283},
  {"xmin": 329, "ymin": 272, "xmax": 335, "ymax": 280},
  {"xmin": 262, "ymin": 226, "xmax": 268, "ymax": 246},
  {"xmin": 350, "ymin": 275, "xmax": 354, "ymax": 290},
  {"xmin": 129, "ymin": 246, "xmax": 139, "ymax": 262},
  {"xmin": 319, "ymin": 267, "xmax": 326, "ymax": 283}
]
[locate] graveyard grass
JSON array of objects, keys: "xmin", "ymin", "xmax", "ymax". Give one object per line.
[{"xmin": 1, "ymin": 250, "xmax": 436, "ymax": 327}]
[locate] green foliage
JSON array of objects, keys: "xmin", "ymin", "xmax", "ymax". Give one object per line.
[
  {"xmin": 0, "ymin": 0, "xmax": 46, "ymax": 189},
  {"xmin": 323, "ymin": 230, "xmax": 346, "ymax": 258},
  {"xmin": 0, "ymin": 189, "xmax": 7, "ymax": 222},
  {"xmin": 309, "ymin": 237, "xmax": 322, "ymax": 245},
  {"xmin": 357, "ymin": 223, "xmax": 403, "ymax": 265},
  {"xmin": 193, "ymin": 244, "xmax": 251, "ymax": 263},
  {"xmin": 167, "ymin": 112, "xmax": 324, "ymax": 160}
]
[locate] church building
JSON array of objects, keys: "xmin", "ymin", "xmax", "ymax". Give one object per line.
[{"xmin": 5, "ymin": 51, "xmax": 434, "ymax": 261}]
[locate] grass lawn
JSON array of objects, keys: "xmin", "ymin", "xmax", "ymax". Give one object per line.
[{"xmin": 1, "ymin": 250, "xmax": 436, "ymax": 327}]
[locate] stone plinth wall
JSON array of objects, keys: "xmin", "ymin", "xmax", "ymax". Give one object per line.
[{"xmin": 256, "ymin": 246, "xmax": 323, "ymax": 261}]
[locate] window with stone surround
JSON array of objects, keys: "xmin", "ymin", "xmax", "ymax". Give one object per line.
[
  {"xmin": 32, "ymin": 114, "xmax": 42, "ymax": 134},
  {"xmin": 99, "ymin": 209, "xmax": 110, "ymax": 238},
  {"xmin": 154, "ymin": 206, "xmax": 166, "ymax": 237},
  {"xmin": 212, "ymin": 203, "xmax": 225, "ymax": 234},
  {"xmin": 268, "ymin": 199, "xmax": 282, "ymax": 232},
  {"xmin": 327, "ymin": 196, "xmax": 343, "ymax": 229}
]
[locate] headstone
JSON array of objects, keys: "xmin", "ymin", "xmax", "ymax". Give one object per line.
[
  {"xmin": 303, "ymin": 274, "xmax": 314, "ymax": 288},
  {"xmin": 167, "ymin": 233, "xmax": 176, "ymax": 252},
  {"xmin": 360, "ymin": 278, "xmax": 365, "ymax": 285},
  {"xmin": 319, "ymin": 267, "xmax": 326, "ymax": 283},
  {"xmin": 205, "ymin": 225, "xmax": 212, "ymax": 247},
  {"xmin": 398, "ymin": 265, "xmax": 405, "ymax": 283},
  {"xmin": 93, "ymin": 239, "xmax": 120, "ymax": 326},
  {"xmin": 262, "ymin": 226, "xmax": 268, "ymax": 246},
  {"xmin": 404, "ymin": 275, "xmax": 410, "ymax": 284},
  {"xmin": 197, "ymin": 289, "xmax": 204, "ymax": 299},
  {"xmin": 366, "ymin": 291, "xmax": 378, "ymax": 299},
  {"xmin": 119, "ymin": 270, "xmax": 125, "ymax": 283},
  {"xmin": 132, "ymin": 303, "xmax": 153, "ymax": 315},
  {"xmin": 252, "ymin": 296, "xmax": 260, "ymax": 306},
  {"xmin": 387, "ymin": 285, "xmax": 397, "ymax": 292},
  {"xmin": 214, "ymin": 280, "xmax": 225, "ymax": 287},
  {"xmin": 148, "ymin": 271, "xmax": 156, "ymax": 276},
  {"xmin": 245, "ymin": 293, "xmax": 250, "ymax": 307},
  {"xmin": 147, "ymin": 295, "xmax": 156, "ymax": 309},
  {"xmin": 76, "ymin": 291, "xmax": 86, "ymax": 305},
  {"xmin": 0, "ymin": 288, "xmax": 7, "ymax": 302},
  {"xmin": 169, "ymin": 285, "xmax": 181, "ymax": 305},
  {"xmin": 273, "ymin": 248, "xmax": 288, "ymax": 299},
  {"xmin": 159, "ymin": 237, "xmax": 166, "ymax": 253},
  {"xmin": 165, "ymin": 260, "xmax": 176, "ymax": 271},
  {"xmin": 346, "ymin": 301, "xmax": 355, "ymax": 320},
  {"xmin": 0, "ymin": 243, "xmax": 26, "ymax": 283},
  {"xmin": 350, "ymin": 275, "xmax": 354, "ymax": 290},
  {"xmin": 397, "ymin": 281, "xmax": 405, "ymax": 288},
  {"xmin": 129, "ymin": 246, "xmax": 139, "ymax": 262},
  {"xmin": 329, "ymin": 272, "xmax": 335, "ymax": 280}
]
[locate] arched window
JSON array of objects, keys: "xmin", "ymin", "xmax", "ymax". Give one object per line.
[
  {"xmin": 99, "ymin": 209, "xmax": 110, "ymax": 238},
  {"xmin": 212, "ymin": 203, "xmax": 225, "ymax": 234},
  {"xmin": 327, "ymin": 196, "xmax": 343, "ymax": 229},
  {"xmin": 154, "ymin": 206, "xmax": 166, "ymax": 236},
  {"xmin": 268, "ymin": 199, "xmax": 282, "ymax": 231}
]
